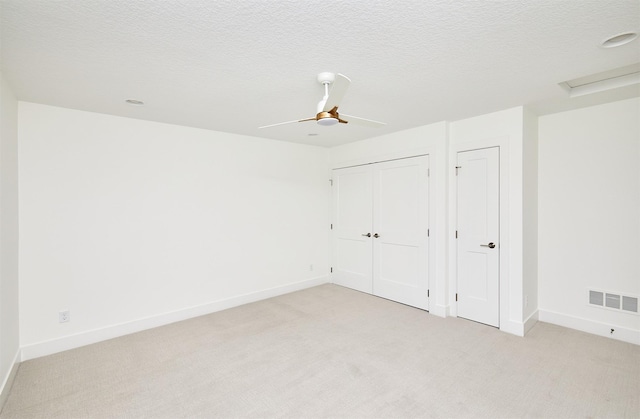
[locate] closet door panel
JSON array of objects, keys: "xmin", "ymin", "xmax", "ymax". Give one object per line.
[
  {"xmin": 373, "ymin": 156, "xmax": 429, "ymax": 310},
  {"xmin": 331, "ymin": 165, "xmax": 373, "ymax": 293}
]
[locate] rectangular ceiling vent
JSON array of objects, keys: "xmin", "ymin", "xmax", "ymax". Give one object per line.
[
  {"xmin": 589, "ymin": 289, "xmax": 639, "ymax": 314},
  {"xmin": 561, "ymin": 63, "xmax": 640, "ymax": 97}
]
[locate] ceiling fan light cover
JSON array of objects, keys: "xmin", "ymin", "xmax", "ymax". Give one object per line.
[{"xmin": 317, "ymin": 117, "xmax": 339, "ymax": 126}]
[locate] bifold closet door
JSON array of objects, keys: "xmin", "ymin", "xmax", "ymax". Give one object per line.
[{"xmin": 332, "ymin": 156, "xmax": 429, "ymax": 310}]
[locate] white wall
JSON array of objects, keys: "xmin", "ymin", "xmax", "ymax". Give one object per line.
[
  {"xmin": 0, "ymin": 73, "xmax": 20, "ymax": 404},
  {"xmin": 329, "ymin": 122, "xmax": 447, "ymax": 169},
  {"xmin": 11, "ymin": 96, "xmax": 640, "ymax": 365},
  {"xmin": 538, "ymin": 97, "xmax": 640, "ymax": 344},
  {"xmin": 329, "ymin": 122, "xmax": 448, "ymax": 316},
  {"xmin": 18, "ymin": 103, "xmax": 330, "ymax": 359}
]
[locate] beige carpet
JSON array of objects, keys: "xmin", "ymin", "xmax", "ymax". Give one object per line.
[{"xmin": 1, "ymin": 284, "xmax": 639, "ymax": 418}]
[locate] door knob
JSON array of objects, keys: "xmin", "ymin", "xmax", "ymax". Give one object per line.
[
  {"xmin": 480, "ymin": 242, "xmax": 496, "ymax": 249},
  {"xmin": 362, "ymin": 233, "xmax": 371, "ymax": 237},
  {"xmin": 373, "ymin": 233, "xmax": 380, "ymax": 238}
]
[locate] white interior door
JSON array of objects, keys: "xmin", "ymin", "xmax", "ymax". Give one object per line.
[
  {"xmin": 331, "ymin": 165, "xmax": 373, "ymax": 293},
  {"xmin": 456, "ymin": 147, "xmax": 500, "ymax": 327},
  {"xmin": 373, "ymin": 156, "xmax": 429, "ymax": 309}
]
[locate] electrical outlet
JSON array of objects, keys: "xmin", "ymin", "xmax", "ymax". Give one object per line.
[{"xmin": 59, "ymin": 310, "xmax": 70, "ymax": 323}]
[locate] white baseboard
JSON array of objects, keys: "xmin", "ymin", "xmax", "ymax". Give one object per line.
[
  {"xmin": 0, "ymin": 349, "xmax": 20, "ymax": 414},
  {"xmin": 500, "ymin": 319, "xmax": 525, "ymax": 337},
  {"xmin": 21, "ymin": 276, "xmax": 329, "ymax": 361},
  {"xmin": 538, "ymin": 309, "xmax": 640, "ymax": 345},
  {"xmin": 523, "ymin": 310, "xmax": 539, "ymax": 335},
  {"xmin": 430, "ymin": 304, "xmax": 448, "ymax": 318},
  {"xmin": 498, "ymin": 310, "xmax": 540, "ymax": 337}
]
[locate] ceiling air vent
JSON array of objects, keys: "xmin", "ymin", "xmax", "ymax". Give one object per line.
[
  {"xmin": 560, "ymin": 63, "xmax": 640, "ymax": 97},
  {"xmin": 589, "ymin": 289, "xmax": 639, "ymax": 314}
]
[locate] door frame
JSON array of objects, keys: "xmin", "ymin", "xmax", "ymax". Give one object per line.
[
  {"xmin": 330, "ymin": 154, "xmax": 434, "ymax": 311},
  {"xmin": 448, "ymin": 138, "xmax": 511, "ymax": 332}
]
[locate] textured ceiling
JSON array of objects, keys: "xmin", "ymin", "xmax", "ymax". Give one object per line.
[{"xmin": 1, "ymin": 0, "xmax": 639, "ymax": 147}]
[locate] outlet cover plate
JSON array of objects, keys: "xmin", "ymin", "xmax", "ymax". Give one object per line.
[{"xmin": 59, "ymin": 310, "xmax": 70, "ymax": 323}]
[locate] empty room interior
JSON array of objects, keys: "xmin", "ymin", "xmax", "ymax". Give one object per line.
[{"xmin": 1, "ymin": 1, "xmax": 639, "ymax": 418}]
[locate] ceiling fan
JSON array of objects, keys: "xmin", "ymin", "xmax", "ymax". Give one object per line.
[{"xmin": 259, "ymin": 72, "xmax": 386, "ymax": 129}]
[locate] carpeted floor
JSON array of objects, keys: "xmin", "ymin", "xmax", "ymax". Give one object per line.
[{"xmin": 1, "ymin": 284, "xmax": 639, "ymax": 418}]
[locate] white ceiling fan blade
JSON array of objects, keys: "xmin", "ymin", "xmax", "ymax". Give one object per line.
[
  {"xmin": 323, "ymin": 73, "xmax": 351, "ymax": 112},
  {"xmin": 340, "ymin": 114, "xmax": 386, "ymax": 128},
  {"xmin": 258, "ymin": 118, "xmax": 313, "ymax": 129}
]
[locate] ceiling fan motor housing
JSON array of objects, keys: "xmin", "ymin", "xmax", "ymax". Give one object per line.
[
  {"xmin": 316, "ymin": 98, "xmax": 340, "ymax": 125},
  {"xmin": 317, "ymin": 113, "xmax": 339, "ymax": 126}
]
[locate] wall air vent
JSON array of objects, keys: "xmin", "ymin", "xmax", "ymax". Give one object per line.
[
  {"xmin": 589, "ymin": 289, "xmax": 639, "ymax": 315},
  {"xmin": 622, "ymin": 296, "xmax": 638, "ymax": 313},
  {"xmin": 605, "ymin": 293, "xmax": 621, "ymax": 309},
  {"xmin": 560, "ymin": 63, "xmax": 640, "ymax": 97},
  {"xmin": 589, "ymin": 290, "xmax": 604, "ymax": 306}
]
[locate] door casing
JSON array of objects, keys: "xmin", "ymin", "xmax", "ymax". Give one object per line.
[{"xmin": 448, "ymin": 139, "xmax": 511, "ymax": 333}]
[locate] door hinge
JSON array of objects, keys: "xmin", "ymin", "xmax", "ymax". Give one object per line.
[
  {"xmin": 455, "ymin": 230, "xmax": 458, "ymax": 239},
  {"xmin": 455, "ymin": 166, "xmax": 461, "ymax": 176},
  {"xmin": 330, "ymin": 267, "xmax": 333, "ymax": 273},
  {"xmin": 427, "ymin": 289, "xmax": 430, "ymax": 298},
  {"xmin": 456, "ymin": 293, "xmax": 458, "ymax": 302},
  {"xmin": 427, "ymin": 168, "xmax": 430, "ymax": 177},
  {"xmin": 329, "ymin": 179, "xmax": 333, "ymax": 186},
  {"xmin": 330, "ymin": 223, "xmax": 333, "ymax": 230},
  {"xmin": 427, "ymin": 228, "xmax": 430, "ymax": 237}
]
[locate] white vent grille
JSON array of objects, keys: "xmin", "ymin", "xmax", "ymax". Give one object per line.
[
  {"xmin": 622, "ymin": 296, "xmax": 638, "ymax": 313},
  {"xmin": 589, "ymin": 290, "xmax": 604, "ymax": 306},
  {"xmin": 606, "ymin": 293, "xmax": 621, "ymax": 309},
  {"xmin": 589, "ymin": 289, "xmax": 639, "ymax": 315},
  {"xmin": 560, "ymin": 63, "xmax": 640, "ymax": 97}
]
